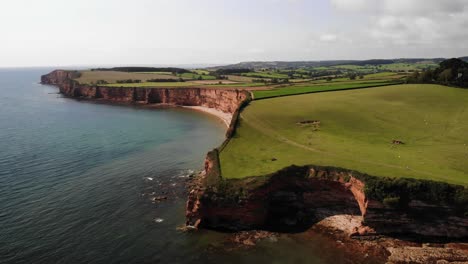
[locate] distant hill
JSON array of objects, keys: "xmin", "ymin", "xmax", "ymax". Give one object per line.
[
  {"xmin": 459, "ymin": 56, "xmax": 468, "ymax": 62},
  {"xmin": 212, "ymin": 57, "xmax": 468, "ymax": 70},
  {"xmin": 393, "ymin": 58, "xmax": 446, "ymax": 64}
]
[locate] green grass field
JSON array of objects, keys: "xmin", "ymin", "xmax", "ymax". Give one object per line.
[
  {"xmin": 75, "ymin": 70, "xmax": 180, "ymax": 84},
  {"xmin": 98, "ymin": 80, "xmax": 266, "ymax": 88},
  {"xmin": 134, "ymin": 71, "xmax": 173, "ymax": 75},
  {"xmin": 242, "ymin": 72, "xmax": 289, "ymax": 79},
  {"xmin": 99, "ymin": 82, "xmax": 198, "ymax": 87},
  {"xmin": 192, "ymin": 69, "xmax": 210, "ymax": 75},
  {"xmin": 363, "ymin": 72, "xmax": 402, "ymax": 79},
  {"xmin": 380, "ymin": 62, "xmax": 438, "ymax": 71},
  {"xmin": 178, "ymin": 72, "xmax": 216, "ymax": 80},
  {"xmin": 220, "ymin": 84, "xmax": 468, "ymax": 185},
  {"xmin": 252, "ymin": 80, "xmax": 399, "ymax": 99},
  {"xmin": 331, "ymin": 65, "xmax": 371, "ymax": 70},
  {"xmin": 303, "ymin": 62, "xmax": 438, "ymax": 74},
  {"xmin": 226, "ymin": 75, "xmax": 256, "ymax": 83}
]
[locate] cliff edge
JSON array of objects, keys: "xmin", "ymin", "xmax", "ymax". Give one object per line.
[{"xmin": 41, "ymin": 70, "xmax": 249, "ymax": 115}]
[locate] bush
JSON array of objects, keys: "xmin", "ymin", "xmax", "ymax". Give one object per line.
[
  {"xmin": 363, "ymin": 176, "xmax": 466, "ymax": 214},
  {"xmin": 215, "ymin": 68, "xmax": 252, "ymax": 75},
  {"xmin": 116, "ymin": 79, "xmax": 141, "ymax": 84},
  {"xmin": 383, "ymin": 196, "xmax": 401, "ymax": 208},
  {"xmin": 454, "ymin": 188, "xmax": 468, "ymax": 216},
  {"xmin": 147, "ymin": 78, "xmax": 183, "ymax": 83}
]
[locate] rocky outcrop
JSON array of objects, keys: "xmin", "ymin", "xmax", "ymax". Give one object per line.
[
  {"xmin": 186, "ymin": 165, "xmax": 363, "ymax": 231},
  {"xmin": 41, "ymin": 70, "xmax": 81, "ymax": 87},
  {"xmin": 187, "ymin": 164, "xmax": 468, "ymax": 240},
  {"xmin": 41, "ymin": 70, "xmax": 248, "ymax": 114},
  {"xmin": 363, "ymin": 199, "xmax": 468, "ymax": 239}
]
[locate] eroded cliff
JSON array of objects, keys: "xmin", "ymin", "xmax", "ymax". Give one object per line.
[
  {"xmin": 187, "ymin": 158, "xmax": 468, "ymax": 240},
  {"xmin": 41, "ymin": 70, "xmax": 248, "ymax": 114}
]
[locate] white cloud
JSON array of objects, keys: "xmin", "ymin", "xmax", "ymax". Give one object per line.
[
  {"xmin": 247, "ymin": 48, "xmax": 266, "ymax": 54},
  {"xmin": 331, "ymin": 0, "xmax": 467, "ymax": 15},
  {"xmin": 330, "ymin": 0, "xmax": 376, "ymax": 12},
  {"xmin": 329, "ymin": 0, "xmax": 468, "ymax": 56},
  {"xmin": 382, "ymin": 0, "xmax": 466, "ymax": 16},
  {"xmin": 319, "ymin": 34, "xmax": 338, "ymax": 42}
]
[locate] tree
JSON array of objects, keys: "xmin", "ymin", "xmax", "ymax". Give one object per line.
[
  {"xmin": 419, "ymin": 70, "xmax": 434, "ymax": 83},
  {"xmin": 439, "ymin": 58, "xmax": 468, "ymax": 72},
  {"xmin": 406, "ymin": 71, "xmax": 420, "ymax": 83},
  {"xmin": 348, "ymin": 73, "xmax": 357, "ymax": 80},
  {"xmin": 438, "ymin": 69, "xmax": 453, "ymax": 83}
]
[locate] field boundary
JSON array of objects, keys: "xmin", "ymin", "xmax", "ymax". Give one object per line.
[{"xmin": 253, "ymin": 81, "xmax": 403, "ymax": 100}]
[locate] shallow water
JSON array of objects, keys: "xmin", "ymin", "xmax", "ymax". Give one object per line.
[{"xmin": 0, "ymin": 68, "xmax": 357, "ymax": 264}]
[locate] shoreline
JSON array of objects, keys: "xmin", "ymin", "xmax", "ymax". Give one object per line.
[{"xmin": 181, "ymin": 106, "xmax": 232, "ymax": 127}]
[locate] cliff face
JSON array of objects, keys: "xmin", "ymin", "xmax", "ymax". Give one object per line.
[
  {"xmin": 41, "ymin": 70, "xmax": 248, "ymax": 114},
  {"xmin": 41, "ymin": 70, "xmax": 81, "ymax": 87},
  {"xmin": 187, "ymin": 163, "xmax": 468, "ymax": 239}
]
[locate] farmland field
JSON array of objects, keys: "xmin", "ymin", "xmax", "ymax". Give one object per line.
[
  {"xmin": 252, "ymin": 80, "xmax": 400, "ymax": 99},
  {"xmin": 242, "ymin": 72, "xmax": 289, "ymax": 79},
  {"xmin": 226, "ymin": 75, "xmax": 257, "ymax": 83},
  {"xmin": 380, "ymin": 62, "xmax": 439, "ymax": 71},
  {"xmin": 220, "ymin": 84, "xmax": 468, "ymax": 185},
  {"xmin": 178, "ymin": 72, "xmax": 217, "ymax": 80},
  {"xmin": 192, "ymin": 69, "xmax": 211, "ymax": 75},
  {"xmin": 96, "ymin": 80, "xmax": 265, "ymax": 88},
  {"xmin": 75, "ymin": 70, "xmax": 180, "ymax": 84},
  {"xmin": 98, "ymin": 82, "xmax": 198, "ymax": 87}
]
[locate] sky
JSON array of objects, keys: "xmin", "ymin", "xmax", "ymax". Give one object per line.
[{"xmin": 1, "ymin": 0, "xmax": 468, "ymax": 67}]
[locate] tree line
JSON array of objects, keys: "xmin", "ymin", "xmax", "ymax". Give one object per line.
[
  {"xmin": 407, "ymin": 58, "xmax": 468, "ymax": 88},
  {"xmin": 215, "ymin": 68, "xmax": 252, "ymax": 75},
  {"xmin": 147, "ymin": 78, "xmax": 185, "ymax": 82}
]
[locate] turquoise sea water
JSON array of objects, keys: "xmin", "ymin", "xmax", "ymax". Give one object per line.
[{"xmin": 0, "ymin": 69, "xmax": 361, "ymax": 264}]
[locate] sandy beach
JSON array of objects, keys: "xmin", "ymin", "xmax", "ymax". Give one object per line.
[{"xmin": 182, "ymin": 106, "xmax": 233, "ymax": 127}]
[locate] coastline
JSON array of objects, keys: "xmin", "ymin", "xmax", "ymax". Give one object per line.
[
  {"xmin": 41, "ymin": 70, "xmax": 468, "ymax": 263},
  {"xmin": 182, "ymin": 106, "xmax": 232, "ymax": 127}
]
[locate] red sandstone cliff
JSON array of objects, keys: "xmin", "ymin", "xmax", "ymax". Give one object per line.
[
  {"xmin": 187, "ymin": 162, "xmax": 468, "ymax": 239},
  {"xmin": 41, "ymin": 70, "xmax": 248, "ymax": 114}
]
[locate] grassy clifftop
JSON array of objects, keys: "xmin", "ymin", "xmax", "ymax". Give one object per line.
[{"xmin": 220, "ymin": 84, "xmax": 468, "ymax": 185}]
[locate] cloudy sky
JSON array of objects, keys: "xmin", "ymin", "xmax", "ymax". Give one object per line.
[{"xmin": 1, "ymin": 0, "xmax": 468, "ymax": 67}]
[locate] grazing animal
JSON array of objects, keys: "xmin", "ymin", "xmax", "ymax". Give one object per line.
[{"xmin": 392, "ymin": 140, "xmax": 405, "ymax": 145}]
